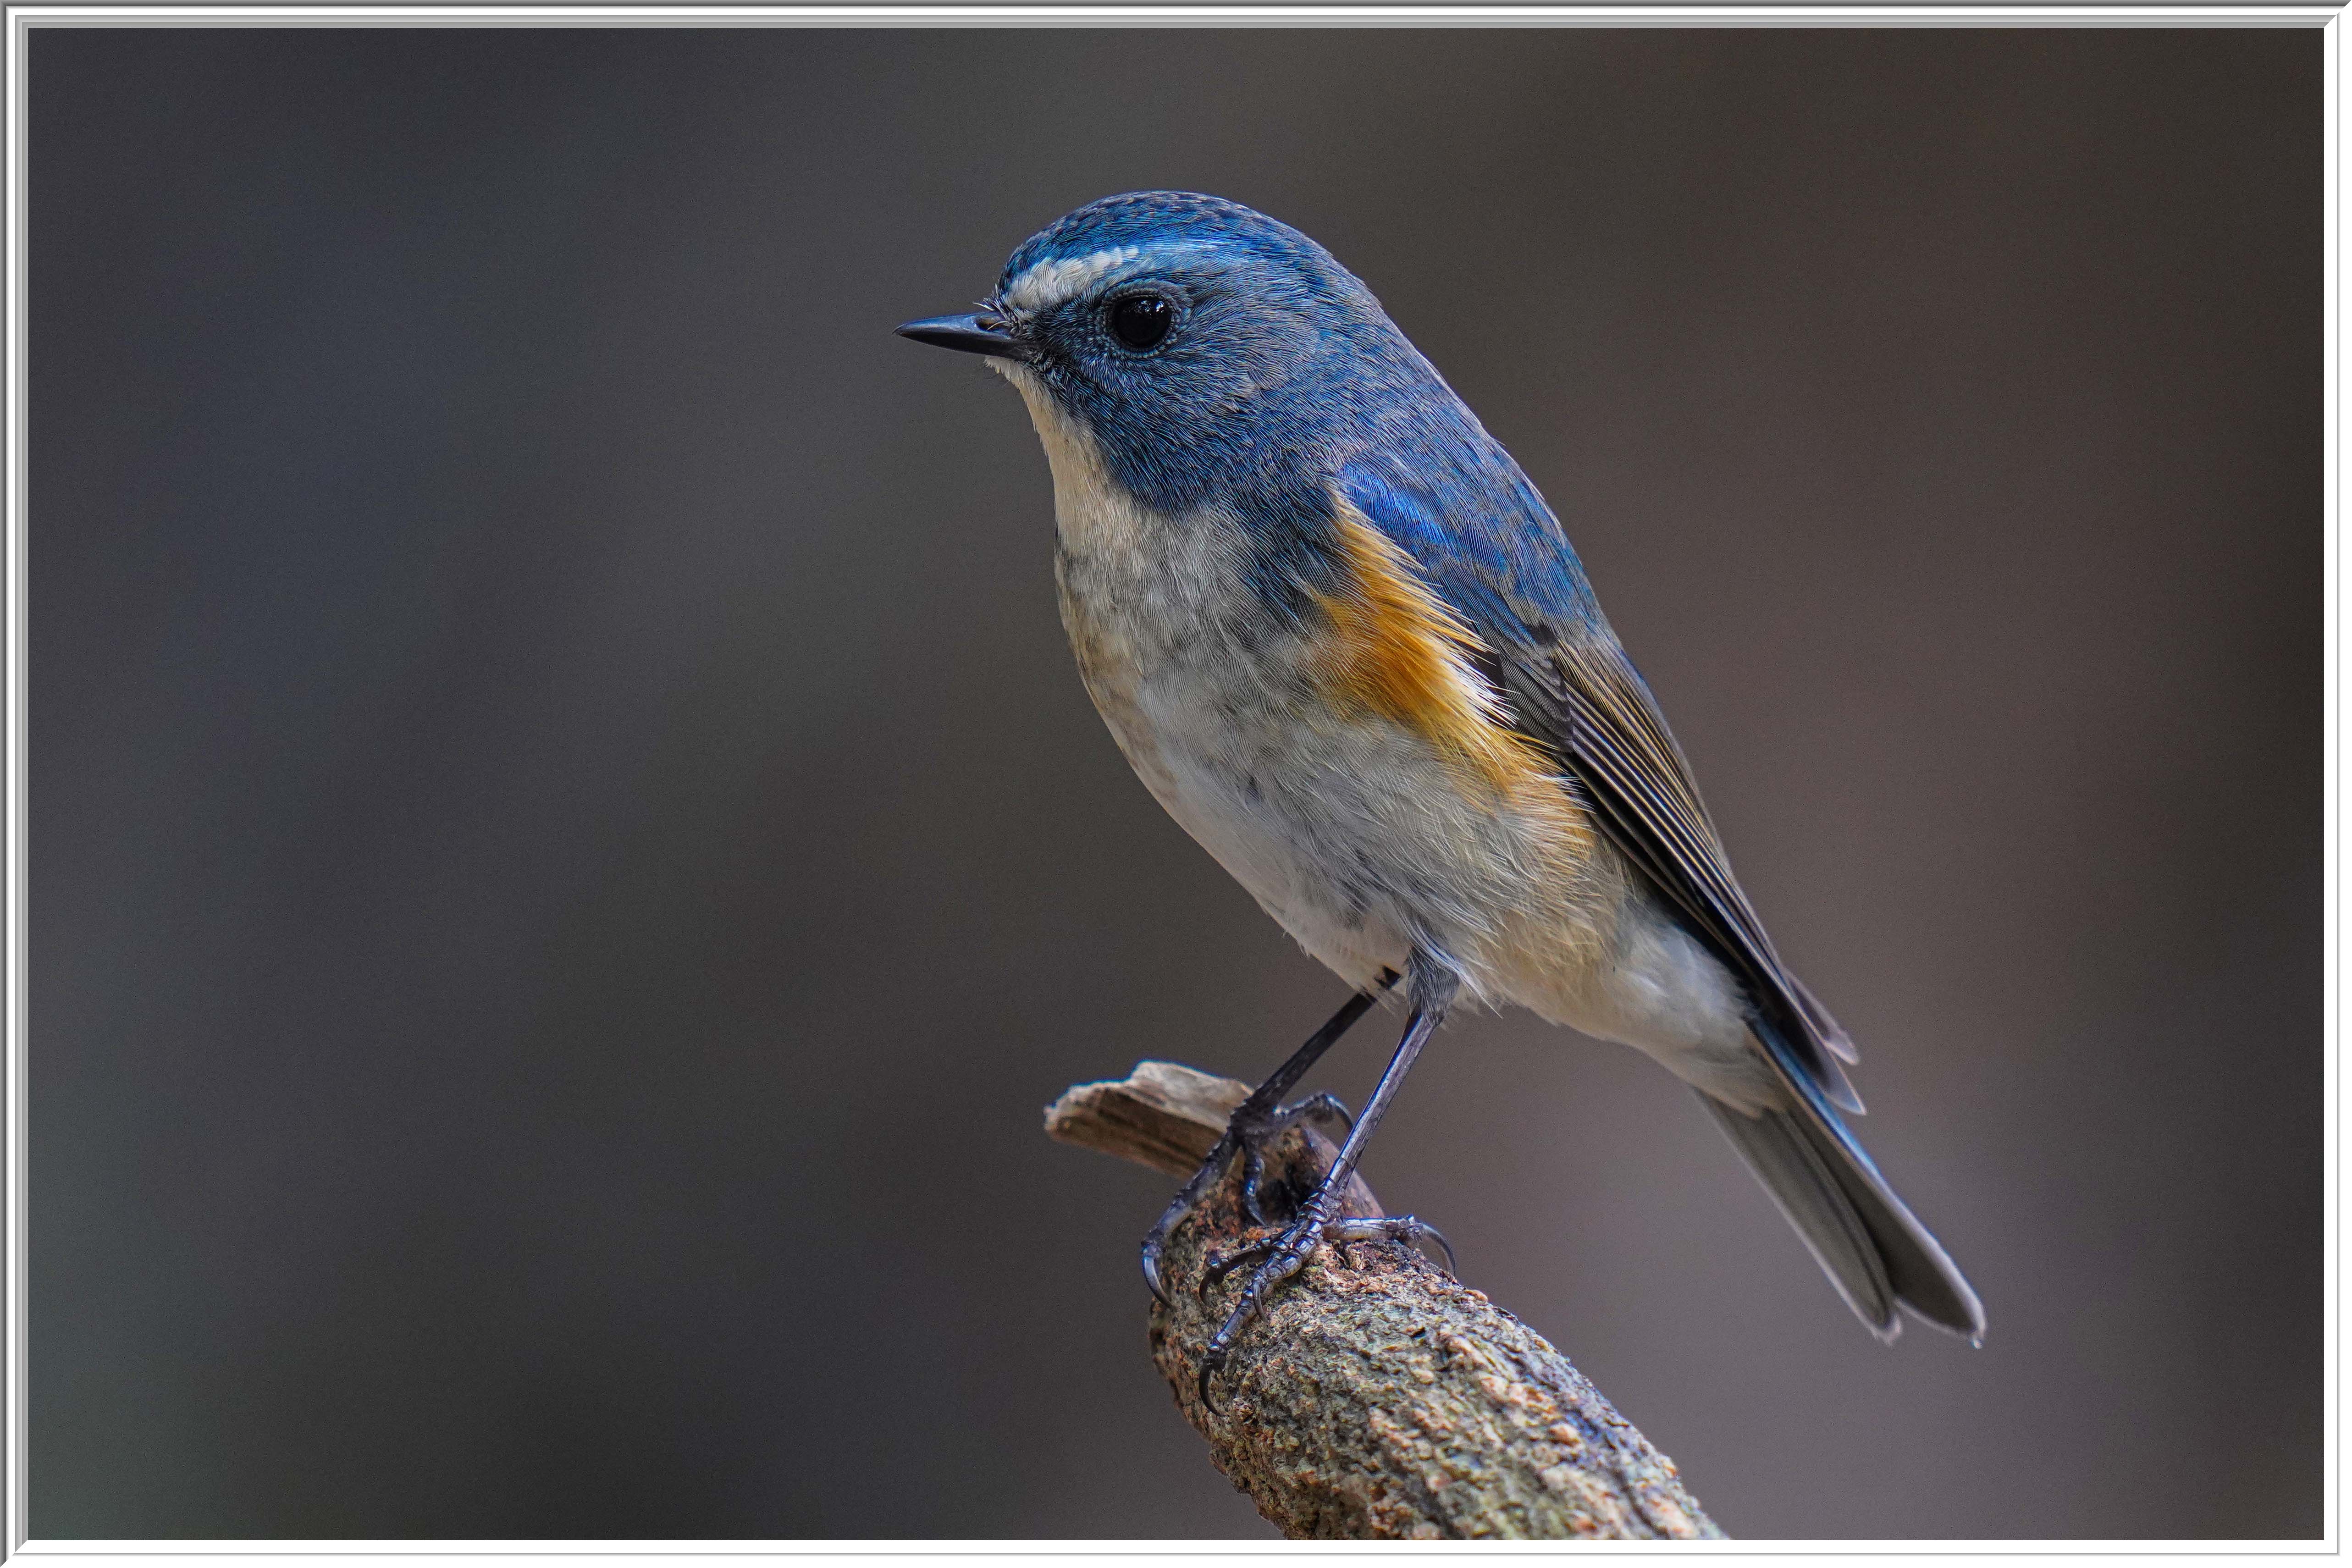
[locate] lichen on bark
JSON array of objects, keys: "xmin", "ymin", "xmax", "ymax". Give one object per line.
[{"xmin": 1048, "ymin": 1061, "xmax": 1723, "ymax": 1540}]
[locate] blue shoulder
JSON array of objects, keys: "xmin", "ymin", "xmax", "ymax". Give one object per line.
[{"xmin": 1336, "ymin": 451, "xmax": 1606, "ymax": 644}]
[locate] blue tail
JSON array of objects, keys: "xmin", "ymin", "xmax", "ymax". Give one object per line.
[{"xmin": 1704, "ymin": 1019, "xmax": 1985, "ymax": 1342}]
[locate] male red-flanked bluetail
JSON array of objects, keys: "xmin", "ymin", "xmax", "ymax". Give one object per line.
[{"xmin": 898, "ymin": 192, "xmax": 1983, "ymax": 1397}]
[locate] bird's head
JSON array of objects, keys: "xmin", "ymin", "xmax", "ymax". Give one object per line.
[{"xmin": 899, "ymin": 191, "xmax": 1430, "ymax": 514}]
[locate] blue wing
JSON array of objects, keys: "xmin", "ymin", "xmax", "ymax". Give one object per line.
[{"xmin": 1336, "ymin": 463, "xmax": 1866, "ymax": 1117}]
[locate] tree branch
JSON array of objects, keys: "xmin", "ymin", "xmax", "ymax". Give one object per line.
[{"xmin": 1046, "ymin": 1060, "xmax": 1724, "ymax": 1540}]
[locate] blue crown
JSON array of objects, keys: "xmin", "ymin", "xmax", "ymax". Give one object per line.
[{"xmin": 998, "ymin": 190, "xmax": 1338, "ymax": 298}]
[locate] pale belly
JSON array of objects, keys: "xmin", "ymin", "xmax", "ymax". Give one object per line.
[{"xmin": 1001, "ymin": 363, "xmax": 1776, "ymax": 1106}]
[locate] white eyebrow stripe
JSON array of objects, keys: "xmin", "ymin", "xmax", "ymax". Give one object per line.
[{"xmin": 1002, "ymin": 246, "xmax": 1140, "ymax": 311}]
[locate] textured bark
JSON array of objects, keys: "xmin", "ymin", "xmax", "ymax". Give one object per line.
[{"xmin": 1045, "ymin": 1061, "xmax": 1724, "ymax": 1540}]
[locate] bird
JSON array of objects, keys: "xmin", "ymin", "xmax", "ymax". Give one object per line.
[{"xmin": 897, "ymin": 191, "xmax": 1983, "ymax": 1392}]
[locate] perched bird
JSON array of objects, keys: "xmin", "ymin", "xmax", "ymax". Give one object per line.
[{"xmin": 899, "ymin": 192, "xmax": 1982, "ymax": 1389}]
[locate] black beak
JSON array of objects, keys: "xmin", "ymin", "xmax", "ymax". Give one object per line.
[{"xmin": 895, "ymin": 312, "xmax": 1028, "ymax": 360}]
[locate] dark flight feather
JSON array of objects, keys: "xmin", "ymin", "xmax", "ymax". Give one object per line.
[
  {"xmin": 1337, "ymin": 469, "xmax": 1984, "ymax": 1342},
  {"xmin": 1335, "ymin": 469, "xmax": 1862, "ymax": 1114}
]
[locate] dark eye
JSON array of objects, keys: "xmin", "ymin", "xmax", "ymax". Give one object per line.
[{"xmin": 1108, "ymin": 293, "xmax": 1173, "ymax": 352}]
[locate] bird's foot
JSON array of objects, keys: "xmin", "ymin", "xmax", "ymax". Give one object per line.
[
  {"xmin": 1194, "ymin": 1205, "xmax": 1457, "ymax": 1410},
  {"xmin": 1139, "ymin": 1091, "xmax": 1355, "ymax": 1303},
  {"xmin": 1234, "ymin": 1093, "xmax": 1353, "ymax": 1225}
]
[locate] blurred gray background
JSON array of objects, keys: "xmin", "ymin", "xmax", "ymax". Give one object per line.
[{"xmin": 31, "ymin": 25, "xmax": 2319, "ymax": 1540}]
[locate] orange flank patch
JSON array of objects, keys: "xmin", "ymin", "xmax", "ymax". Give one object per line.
[{"xmin": 1309, "ymin": 497, "xmax": 1558, "ymax": 800}]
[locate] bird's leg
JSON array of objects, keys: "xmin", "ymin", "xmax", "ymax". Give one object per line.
[
  {"xmin": 1139, "ymin": 970, "xmax": 1396, "ymax": 1303},
  {"xmin": 1196, "ymin": 956, "xmax": 1460, "ymax": 1409}
]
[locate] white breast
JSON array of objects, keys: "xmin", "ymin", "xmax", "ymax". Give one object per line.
[
  {"xmin": 994, "ymin": 362, "xmax": 1419, "ymax": 990},
  {"xmin": 990, "ymin": 364, "xmax": 1767, "ymax": 1103}
]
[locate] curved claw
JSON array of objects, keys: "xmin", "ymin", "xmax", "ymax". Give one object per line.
[
  {"xmin": 1289, "ymin": 1090, "xmax": 1355, "ymax": 1138},
  {"xmin": 1197, "ymin": 1351, "xmax": 1226, "ymax": 1412},
  {"xmin": 1418, "ymin": 1222, "xmax": 1459, "ymax": 1279},
  {"xmin": 1202, "ymin": 1237, "xmax": 1279, "ymax": 1292},
  {"xmin": 1328, "ymin": 1214, "xmax": 1458, "ymax": 1278},
  {"xmin": 1140, "ymin": 1133, "xmax": 1241, "ymax": 1305},
  {"xmin": 1238, "ymin": 1143, "xmax": 1269, "ymax": 1226},
  {"xmin": 1194, "ymin": 1220, "xmax": 1322, "ymax": 1402}
]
